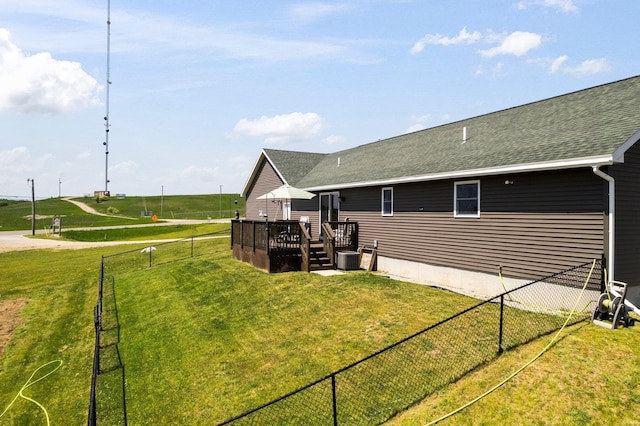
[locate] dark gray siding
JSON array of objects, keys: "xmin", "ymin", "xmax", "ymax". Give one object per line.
[
  {"xmin": 339, "ymin": 169, "xmax": 606, "ymax": 280},
  {"xmin": 245, "ymin": 159, "xmax": 285, "ymax": 221},
  {"xmin": 611, "ymin": 140, "xmax": 640, "ymax": 286}
]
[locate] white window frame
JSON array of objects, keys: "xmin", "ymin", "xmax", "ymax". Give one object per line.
[
  {"xmin": 454, "ymin": 180, "xmax": 480, "ymax": 218},
  {"xmin": 381, "ymin": 187, "xmax": 394, "ymax": 217}
]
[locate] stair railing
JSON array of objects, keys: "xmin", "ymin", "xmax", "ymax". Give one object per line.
[
  {"xmin": 321, "ymin": 222, "xmax": 336, "ymax": 268},
  {"xmin": 300, "ymin": 222, "xmax": 312, "ymax": 272}
]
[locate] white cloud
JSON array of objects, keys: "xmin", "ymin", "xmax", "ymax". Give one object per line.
[
  {"xmin": 323, "ymin": 134, "xmax": 345, "ymax": 145},
  {"xmin": 561, "ymin": 57, "xmax": 611, "ymax": 76},
  {"xmin": 533, "ymin": 55, "xmax": 612, "ymax": 76},
  {"xmin": 545, "ymin": 0, "xmax": 579, "ymax": 12},
  {"xmin": 0, "ymin": 146, "xmax": 54, "ymax": 173},
  {"xmin": 77, "ymin": 151, "xmax": 92, "ymax": 160},
  {"xmin": 410, "ymin": 27, "xmax": 482, "ymax": 54},
  {"xmin": 231, "ymin": 112, "xmax": 325, "ymax": 145},
  {"xmin": 517, "ymin": 0, "xmax": 578, "ymax": 13},
  {"xmin": 0, "ymin": 28, "xmax": 102, "ymax": 114},
  {"xmin": 479, "ymin": 31, "xmax": 542, "ymax": 57},
  {"xmin": 411, "ymin": 28, "xmax": 542, "ymax": 59},
  {"xmin": 549, "ymin": 55, "xmax": 568, "ymax": 73}
]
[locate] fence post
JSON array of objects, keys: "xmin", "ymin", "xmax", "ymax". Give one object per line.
[
  {"xmin": 498, "ymin": 294, "xmax": 504, "ymax": 354},
  {"xmin": 253, "ymin": 222, "xmax": 256, "ymax": 253},
  {"xmin": 99, "ymin": 257, "xmax": 104, "ymax": 328},
  {"xmin": 331, "ymin": 373, "xmax": 338, "ymax": 426},
  {"xmin": 149, "ymin": 246, "xmax": 153, "ymax": 267}
]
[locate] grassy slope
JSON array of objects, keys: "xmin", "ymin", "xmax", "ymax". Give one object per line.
[
  {"xmin": 0, "ymin": 194, "xmax": 245, "ymax": 231},
  {"xmin": 77, "ymin": 194, "xmax": 245, "ymax": 220},
  {"xmin": 111, "ymin": 252, "xmax": 480, "ymax": 424},
  {"xmin": 0, "ymin": 198, "xmax": 142, "ymax": 231},
  {"xmin": 0, "ymin": 244, "xmax": 147, "ymax": 424},
  {"xmin": 387, "ymin": 321, "xmax": 640, "ymax": 425}
]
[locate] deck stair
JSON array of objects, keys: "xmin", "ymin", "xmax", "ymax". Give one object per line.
[{"xmin": 308, "ymin": 242, "xmax": 333, "ymax": 271}]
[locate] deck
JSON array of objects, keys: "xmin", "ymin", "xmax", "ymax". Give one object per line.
[{"xmin": 231, "ymin": 220, "xmax": 359, "ymax": 273}]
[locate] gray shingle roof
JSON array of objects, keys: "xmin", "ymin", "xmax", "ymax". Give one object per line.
[
  {"xmin": 263, "ymin": 149, "xmax": 327, "ymax": 186},
  {"xmin": 266, "ymin": 76, "xmax": 640, "ymax": 190}
]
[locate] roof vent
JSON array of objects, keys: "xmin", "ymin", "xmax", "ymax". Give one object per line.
[
  {"xmin": 462, "ymin": 126, "xmax": 468, "ymax": 144},
  {"xmin": 337, "ymin": 157, "xmax": 341, "ymax": 167}
]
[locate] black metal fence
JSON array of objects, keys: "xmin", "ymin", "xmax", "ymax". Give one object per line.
[
  {"xmin": 87, "ymin": 230, "xmax": 229, "ymax": 426},
  {"xmin": 88, "ymin": 239, "xmax": 601, "ymax": 425},
  {"xmin": 217, "ymin": 259, "xmax": 602, "ymax": 425}
]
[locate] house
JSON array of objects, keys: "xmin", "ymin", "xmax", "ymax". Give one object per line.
[{"xmin": 240, "ymin": 75, "xmax": 640, "ymax": 303}]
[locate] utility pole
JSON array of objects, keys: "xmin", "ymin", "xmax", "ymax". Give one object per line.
[{"xmin": 27, "ymin": 178, "xmax": 35, "ymax": 235}]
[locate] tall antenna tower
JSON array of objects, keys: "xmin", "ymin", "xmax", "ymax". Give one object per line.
[{"xmin": 103, "ymin": 0, "xmax": 112, "ymax": 195}]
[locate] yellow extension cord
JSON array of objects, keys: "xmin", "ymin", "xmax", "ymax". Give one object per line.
[
  {"xmin": 424, "ymin": 259, "xmax": 597, "ymax": 425},
  {"xmin": 0, "ymin": 360, "xmax": 63, "ymax": 425}
]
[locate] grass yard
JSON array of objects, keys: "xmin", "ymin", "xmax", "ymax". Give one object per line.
[
  {"xmin": 388, "ymin": 321, "xmax": 640, "ymax": 425},
  {"xmin": 0, "ymin": 243, "xmax": 151, "ymax": 424},
  {"xmin": 61, "ymin": 222, "xmax": 230, "ymax": 242},
  {"xmin": 2, "ymin": 233, "xmax": 639, "ymax": 425},
  {"xmin": 99, "ymin": 243, "xmax": 481, "ymax": 425}
]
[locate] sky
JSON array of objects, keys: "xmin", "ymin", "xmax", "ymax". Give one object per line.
[{"xmin": 0, "ymin": 0, "xmax": 639, "ymax": 199}]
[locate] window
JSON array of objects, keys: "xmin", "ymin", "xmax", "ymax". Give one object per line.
[
  {"xmin": 382, "ymin": 187, "xmax": 393, "ymax": 216},
  {"xmin": 454, "ymin": 181, "xmax": 480, "ymax": 217}
]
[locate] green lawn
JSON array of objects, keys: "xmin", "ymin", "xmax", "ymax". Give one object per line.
[
  {"xmin": 102, "ymin": 249, "xmax": 481, "ymax": 424},
  {"xmin": 0, "ymin": 194, "xmax": 245, "ymax": 231},
  {"xmin": 2, "ymin": 236, "xmax": 639, "ymax": 425},
  {"xmin": 0, "ymin": 243, "xmax": 148, "ymax": 425},
  {"xmin": 387, "ymin": 321, "xmax": 640, "ymax": 425},
  {"xmin": 0, "ymin": 198, "xmax": 142, "ymax": 231},
  {"xmin": 61, "ymin": 222, "xmax": 230, "ymax": 241},
  {"xmin": 77, "ymin": 193, "xmax": 245, "ymax": 220}
]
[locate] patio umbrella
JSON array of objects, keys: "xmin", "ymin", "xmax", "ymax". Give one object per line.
[{"xmin": 256, "ymin": 184, "xmax": 316, "ymax": 220}]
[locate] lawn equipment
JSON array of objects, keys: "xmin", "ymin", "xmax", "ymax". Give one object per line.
[{"xmin": 592, "ymin": 280, "xmax": 635, "ymax": 329}]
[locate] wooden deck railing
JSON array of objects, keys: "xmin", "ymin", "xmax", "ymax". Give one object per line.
[
  {"xmin": 326, "ymin": 221, "xmax": 359, "ymax": 252},
  {"xmin": 300, "ymin": 222, "xmax": 312, "ymax": 272},
  {"xmin": 231, "ymin": 219, "xmax": 358, "ymax": 273},
  {"xmin": 321, "ymin": 222, "xmax": 336, "ymax": 269}
]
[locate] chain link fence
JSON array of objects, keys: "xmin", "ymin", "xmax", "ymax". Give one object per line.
[
  {"xmin": 218, "ymin": 259, "xmax": 602, "ymax": 425},
  {"xmin": 88, "ymin": 230, "xmax": 230, "ymax": 426}
]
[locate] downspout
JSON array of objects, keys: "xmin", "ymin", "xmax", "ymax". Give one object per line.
[{"xmin": 592, "ymin": 165, "xmax": 615, "ymax": 282}]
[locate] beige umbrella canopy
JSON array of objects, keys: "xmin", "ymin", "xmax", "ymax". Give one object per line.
[{"xmin": 257, "ymin": 184, "xmax": 316, "ymax": 220}]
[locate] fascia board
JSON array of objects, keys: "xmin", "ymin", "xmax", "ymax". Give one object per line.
[
  {"xmin": 613, "ymin": 129, "xmax": 640, "ymax": 163},
  {"xmin": 302, "ymin": 155, "xmax": 615, "ymax": 191},
  {"xmin": 240, "ymin": 150, "xmax": 289, "ymax": 197}
]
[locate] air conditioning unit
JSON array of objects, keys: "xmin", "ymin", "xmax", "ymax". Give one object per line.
[{"xmin": 337, "ymin": 251, "xmax": 360, "ymax": 271}]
